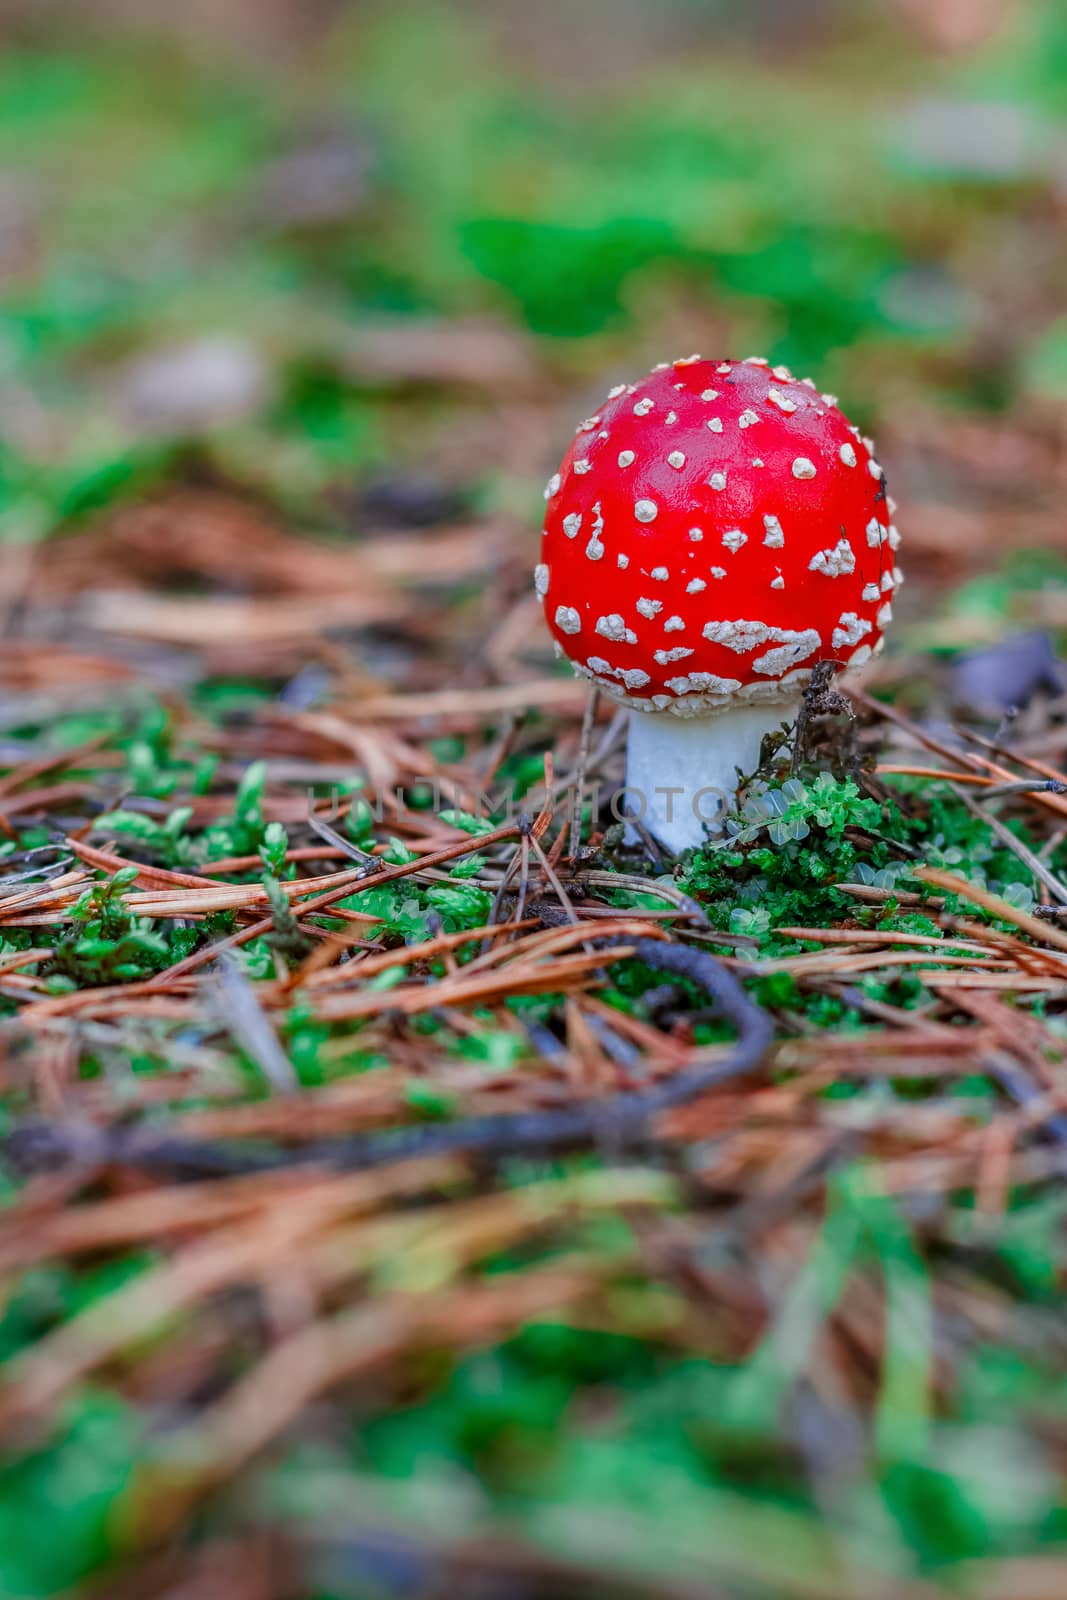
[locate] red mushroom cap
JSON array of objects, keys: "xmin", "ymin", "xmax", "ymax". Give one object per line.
[{"xmin": 537, "ymin": 356, "xmax": 900, "ymax": 715}]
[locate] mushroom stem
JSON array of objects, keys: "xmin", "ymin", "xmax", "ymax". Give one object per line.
[{"xmin": 623, "ymin": 696, "xmax": 802, "ymax": 855}]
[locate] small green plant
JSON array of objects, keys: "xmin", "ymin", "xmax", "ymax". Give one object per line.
[
  {"xmin": 198, "ymin": 761, "xmax": 270, "ymax": 862},
  {"xmin": 725, "ymin": 772, "xmax": 883, "ymax": 847},
  {"xmin": 92, "ymin": 806, "xmax": 194, "ymax": 869},
  {"xmin": 45, "ymin": 868, "xmax": 172, "ymax": 987},
  {"xmin": 683, "ymin": 774, "xmax": 1049, "ymax": 956},
  {"xmin": 682, "ymin": 773, "xmax": 897, "ymax": 943},
  {"xmin": 258, "ymin": 821, "xmax": 290, "ymax": 878}
]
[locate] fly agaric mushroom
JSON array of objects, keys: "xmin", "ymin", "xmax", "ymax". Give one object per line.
[{"xmin": 536, "ymin": 355, "xmax": 900, "ymax": 853}]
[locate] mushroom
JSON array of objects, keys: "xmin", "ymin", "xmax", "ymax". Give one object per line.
[{"xmin": 537, "ymin": 355, "xmax": 900, "ymax": 853}]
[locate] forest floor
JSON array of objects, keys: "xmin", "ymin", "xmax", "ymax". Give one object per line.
[{"xmin": 2, "ymin": 7, "xmax": 1067, "ymax": 1597}]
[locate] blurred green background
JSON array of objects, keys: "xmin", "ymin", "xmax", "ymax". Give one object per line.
[{"xmin": 0, "ymin": 0, "xmax": 1065, "ymax": 573}]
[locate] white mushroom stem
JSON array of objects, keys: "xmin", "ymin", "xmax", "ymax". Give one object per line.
[{"xmin": 623, "ymin": 696, "xmax": 803, "ymax": 855}]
